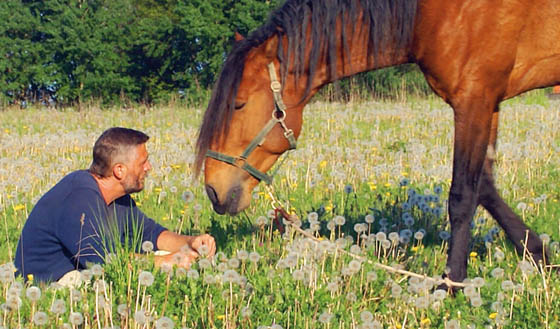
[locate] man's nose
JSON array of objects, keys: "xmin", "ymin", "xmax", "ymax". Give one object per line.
[{"xmin": 145, "ymin": 160, "xmax": 152, "ymax": 172}]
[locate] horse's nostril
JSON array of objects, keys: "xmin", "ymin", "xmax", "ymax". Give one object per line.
[{"xmin": 205, "ymin": 185, "xmax": 219, "ymax": 205}]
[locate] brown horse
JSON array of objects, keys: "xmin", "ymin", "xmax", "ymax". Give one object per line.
[{"xmin": 195, "ymin": 0, "xmax": 560, "ymax": 283}]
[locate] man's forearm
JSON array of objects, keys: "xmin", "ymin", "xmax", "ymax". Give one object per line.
[{"xmin": 156, "ymin": 230, "xmax": 194, "ymax": 252}]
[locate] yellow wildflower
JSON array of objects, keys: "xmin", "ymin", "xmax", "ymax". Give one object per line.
[
  {"xmin": 411, "ymin": 246, "xmax": 419, "ymax": 253},
  {"xmin": 489, "ymin": 313, "xmax": 498, "ymax": 319},
  {"xmin": 155, "ymin": 187, "xmax": 162, "ymax": 193},
  {"xmin": 420, "ymin": 318, "xmax": 431, "ymax": 325},
  {"xmin": 27, "ymin": 274, "xmax": 34, "ymax": 282},
  {"xmin": 470, "ymin": 251, "xmax": 478, "ymax": 258},
  {"xmin": 319, "ymin": 161, "xmax": 327, "ymax": 169},
  {"xmin": 384, "ymin": 183, "xmax": 391, "ymax": 188},
  {"xmin": 13, "ymin": 204, "xmax": 25, "ymax": 211}
]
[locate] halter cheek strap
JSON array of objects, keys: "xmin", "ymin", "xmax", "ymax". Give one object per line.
[{"xmin": 205, "ymin": 62, "xmax": 297, "ymax": 185}]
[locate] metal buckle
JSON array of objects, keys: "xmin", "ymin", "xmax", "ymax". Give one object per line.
[
  {"xmin": 234, "ymin": 157, "xmax": 247, "ymax": 168},
  {"xmin": 270, "ymin": 81, "xmax": 281, "ymax": 92}
]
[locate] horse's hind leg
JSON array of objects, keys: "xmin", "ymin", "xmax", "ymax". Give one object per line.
[{"xmin": 478, "ymin": 112, "xmax": 547, "ymax": 267}]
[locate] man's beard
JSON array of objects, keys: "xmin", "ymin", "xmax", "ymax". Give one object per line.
[{"xmin": 123, "ymin": 174, "xmax": 145, "ymax": 194}]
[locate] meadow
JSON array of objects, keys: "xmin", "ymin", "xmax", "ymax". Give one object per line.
[{"xmin": 0, "ymin": 92, "xmax": 559, "ymax": 328}]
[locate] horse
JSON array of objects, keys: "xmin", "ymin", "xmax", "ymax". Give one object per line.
[{"xmin": 194, "ymin": 0, "xmax": 560, "ymax": 284}]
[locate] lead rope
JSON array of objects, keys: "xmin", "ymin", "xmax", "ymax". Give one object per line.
[{"xmin": 264, "ymin": 184, "xmax": 467, "ymax": 289}]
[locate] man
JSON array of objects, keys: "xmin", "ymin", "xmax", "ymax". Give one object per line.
[{"xmin": 14, "ymin": 127, "xmax": 216, "ymax": 284}]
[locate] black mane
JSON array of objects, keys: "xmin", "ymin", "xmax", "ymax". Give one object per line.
[{"xmin": 194, "ymin": 0, "xmax": 418, "ymax": 174}]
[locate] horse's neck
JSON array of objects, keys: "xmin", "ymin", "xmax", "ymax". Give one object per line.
[{"xmin": 307, "ymin": 35, "xmax": 411, "ymax": 96}]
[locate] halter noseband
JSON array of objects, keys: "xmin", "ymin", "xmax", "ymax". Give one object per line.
[{"xmin": 205, "ymin": 62, "xmax": 297, "ymax": 185}]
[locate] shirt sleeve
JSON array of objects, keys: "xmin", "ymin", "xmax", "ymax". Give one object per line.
[
  {"xmin": 129, "ymin": 199, "xmax": 167, "ymax": 252},
  {"xmin": 55, "ymin": 189, "xmax": 107, "ymax": 268}
]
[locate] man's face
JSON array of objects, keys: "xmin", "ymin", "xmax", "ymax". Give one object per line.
[{"xmin": 122, "ymin": 143, "xmax": 152, "ymax": 194}]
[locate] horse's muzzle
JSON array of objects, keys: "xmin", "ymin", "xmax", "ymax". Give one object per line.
[{"xmin": 205, "ymin": 184, "xmax": 242, "ymax": 215}]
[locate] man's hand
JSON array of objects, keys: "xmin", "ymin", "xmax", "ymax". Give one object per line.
[
  {"xmin": 156, "ymin": 230, "xmax": 216, "ymax": 259},
  {"xmin": 155, "ymin": 247, "xmax": 199, "ymax": 269},
  {"xmin": 189, "ymin": 234, "xmax": 216, "ymax": 258}
]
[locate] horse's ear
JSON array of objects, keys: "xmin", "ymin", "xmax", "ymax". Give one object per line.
[
  {"xmin": 234, "ymin": 32, "xmax": 245, "ymax": 42},
  {"xmin": 264, "ymin": 35, "xmax": 279, "ymax": 59}
]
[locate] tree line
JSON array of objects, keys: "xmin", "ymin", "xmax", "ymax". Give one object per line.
[{"xmin": 0, "ymin": 0, "xmax": 431, "ymax": 108}]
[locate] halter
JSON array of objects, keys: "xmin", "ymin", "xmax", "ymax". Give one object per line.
[{"xmin": 205, "ymin": 62, "xmax": 297, "ymax": 185}]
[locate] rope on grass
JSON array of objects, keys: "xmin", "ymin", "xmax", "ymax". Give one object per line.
[{"xmin": 265, "ymin": 185, "xmax": 467, "ymax": 289}]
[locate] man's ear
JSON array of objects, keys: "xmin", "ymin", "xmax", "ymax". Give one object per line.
[{"xmin": 113, "ymin": 164, "xmax": 127, "ymax": 180}]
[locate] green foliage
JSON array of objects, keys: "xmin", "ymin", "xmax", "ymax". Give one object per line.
[{"xmin": 0, "ymin": 0, "xmax": 431, "ymax": 107}]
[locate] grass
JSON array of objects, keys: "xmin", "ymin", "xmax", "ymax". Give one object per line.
[{"xmin": 0, "ymin": 92, "xmax": 559, "ymax": 328}]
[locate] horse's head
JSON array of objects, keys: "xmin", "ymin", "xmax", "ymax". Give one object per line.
[{"xmin": 195, "ymin": 34, "xmax": 308, "ymax": 215}]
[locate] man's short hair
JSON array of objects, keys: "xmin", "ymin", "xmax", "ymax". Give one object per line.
[{"xmin": 89, "ymin": 127, "xmax": 149, "ymax": 177}]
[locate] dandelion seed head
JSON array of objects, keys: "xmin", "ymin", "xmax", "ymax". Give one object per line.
[
  {"xmin": 117, "ymin": 304, "xmax": 129, "ymax": 316},
  {"xmin": 360, "ymin": 310, "xmax": 373, "ymax": 323},
  {"xmin": 439, "ymin": 231, "xmax": 451, "ymax": 241},
  {"xmin": 391, "ymin": 284, "xmax": 402, "ymax": 298},
  {"xmin": 349, "ymin": 244, "xmax": 362, "ymax": 255},
  {"xmin": 241, "ymin": 306, "xmax": 252, "ymax": 318},
  {"xmin": 69, "ymin": 312, "xmax": 84, "ymax": 326},
  {"xmin": 155, "ymin": 316, "xmax": 174, "ymax": 329},
  {"xmin": 346, "ymin": 292, "xmax": 357, "ymax": 302},
  {"xmin": 365, "ymin": 214, "xmax": 375, "ymax": 224},
  {"xmin": 501, "ymin": 280, "xmax": 514, "ymax": 291},
  {"xmin": 494, "ymin": 249, "xmax": 505, "ymax": 261},
  {"xmin": 26, "ymin": 286, "xmax": 41, "ymax": 302},
  {"xmin": 415, "ymin": 296, "xmax": 429, "ymax": 309},
  {"xmin": 414, "ymin": 230, "xmax": 425, "ymax": 240},
  {"xmin": 388, "ymin": 232, "xmax": 400, "ymax": 243},
  {"xmin": 473, "ymin": 276, "xmax": 485, "ymax": 288},
  {"xmin": 236, "ymin": 250, "xmax": 249, "ymax": 261},
  {"xmin": 433, "ymin": 289, "xmax": 447, "ymax": 301},
  {"xmin": 198, "ymin": 258, "xmax": 212, "ymax": 269},
  {"xmin": 91, "ymin": 264, "xmax": 104, "ymax": 277},
  {"xmin": 292, "ymin": 269, "xmax": 305, "ymax": 281},
  {"xmin": 33, "ymin": 311, "xmax": 48, "ymax": 325},
  {"xmin": 471, "ymin": 295, "xmax": 483, "ymax": 307},
  {"xmin": 228, "ymin": 257, "xmax": 240, "ymax": 269},
  {"xmin": 445, "ymin": 319, "xmax": 460, "ymax": 329},
  {"xmin": 222, "ymin": 269, "xmax": 239, "ymax": 283},
  {"xmin": 81, "ymin": 269, "xmax": 93, "ymax": 282},
  {"xmin": 187, "ymin": 269, "xmax": 199, "ymax": 280},
  {"xmin": 182, "ymin": 190, "xmax": 194, "ymax": 203},
  {"xmin": 381, "ymin": 240, "xmax": 391, "ymax": 249},
  {"xmin": 334, "ymin": 215, "xmax": 346, "ymax": 226},
  {"xmin": 197, "ymin": 244, "xmax": 210, "ymax": 257},
  {"xmin": 138, "ymin": 271, "xmax": 155, "ymax": 287},
  {"xmin": 50, "ymin": 299, "xmax": 66, "ymax": 314},
  {"xmin": 249, "ymin": 251, "xmax": 261, "ymax": 263},
  {"xmin": 134, "ymin": 310, "xmax": 147, "ymax": 325},
  {"xmin": 318, "ymin": 311, "xmax": 333, "ymax": 324},
  {"xmin": 354, "ymin": 223, "xmax": 366, "ymax": 233},
  {"xmin": 307, "ymin": 212, "xmax": 319, "ymax": 222},
  {"xmin": 327, "ymin": 281, "xmax": 339, "ymax": 293}
]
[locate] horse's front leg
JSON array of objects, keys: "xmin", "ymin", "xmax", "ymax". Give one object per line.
[{"xmin": 446, "ymin": 98, "xmax": 495, "ymax": 283}]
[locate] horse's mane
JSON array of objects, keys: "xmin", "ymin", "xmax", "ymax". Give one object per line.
[{"xmin": 194, "ymin": 0, "xmax": 418, "ymax": 175}]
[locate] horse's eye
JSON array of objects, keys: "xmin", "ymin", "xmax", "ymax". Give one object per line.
[{"xmin": 234, "ymin": 101, "xmax": 246, "ymax": 110}]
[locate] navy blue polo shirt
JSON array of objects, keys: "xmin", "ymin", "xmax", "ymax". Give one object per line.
[{"xmin": 14, "ymin": 170, "xmax": 167, "ymax": 283}]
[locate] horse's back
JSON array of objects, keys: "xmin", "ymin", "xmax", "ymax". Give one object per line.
[{"xmin": 413, "ymin": 0, "xmax": 560, "ymax": 101}]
